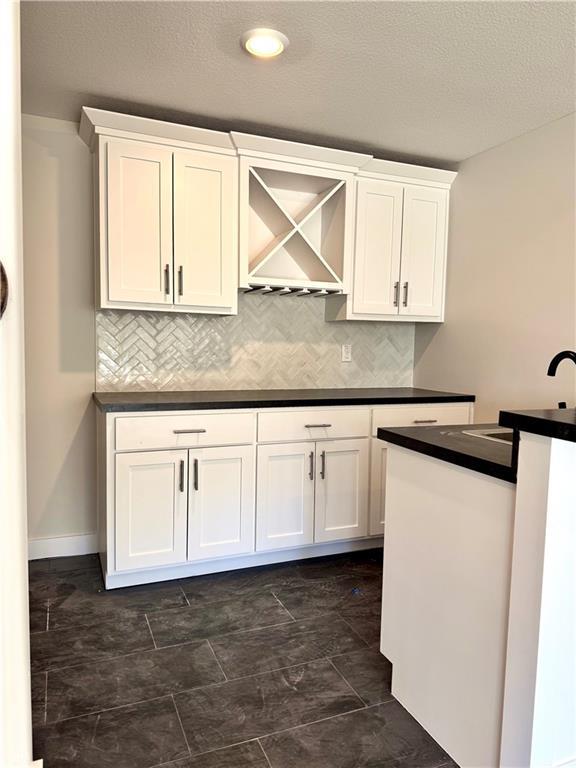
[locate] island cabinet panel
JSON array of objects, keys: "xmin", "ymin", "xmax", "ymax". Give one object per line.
[
  {"xmin": 256, "ymin": 442, "xmax": 315, "ymax": 551},
  {"xmin": 115, "ymin": 450, "xmax": 188, "ymax": 571},
  {"xmin": 107, "ymin": 140, "xmax": 173, "ymax": 306},
  {"xmin": 173, "ymin": 149, "xmax": 238, "ymax": 311},
  {"xmin": 314, "ymin": 439, "xmax": 369, "ymax": 542},
  {"xmin": 187, "ymin": 445, "xmax": 255, "ymax": 560}
]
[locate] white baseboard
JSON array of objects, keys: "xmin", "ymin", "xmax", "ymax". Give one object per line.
[{"xmin": 28, "ymin": 533, "xmax": 98, "ymax": 560}]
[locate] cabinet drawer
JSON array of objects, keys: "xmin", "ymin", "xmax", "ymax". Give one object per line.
[
  {"xmin": 372, "ymin": 404, "xmax": 472, "ymax": 436},
  {"xmin": 258, "ymin": 409, "xmax": 370, "ymax": 443},
  {"xmin": 115, "ymin": 412, "xmax": 256, "ymax": 451}
]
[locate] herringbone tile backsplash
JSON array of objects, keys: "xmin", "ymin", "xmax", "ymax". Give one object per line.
[{"xmin": 96, "ymin": 294, "xmax": 414, "ymax": 391}]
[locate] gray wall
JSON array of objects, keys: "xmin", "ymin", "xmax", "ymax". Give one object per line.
[
  {"xmin": 22, "ymin": 115, "xmax": 96, "ymax": 543},
  {"xmin": 415, "ymin": 114, "xmax": 576, "ymax": 421}
]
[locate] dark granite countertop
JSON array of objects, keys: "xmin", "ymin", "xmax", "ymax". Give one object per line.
[
  {"xmin": 93, "ymin": 387, "xmax": 476, "ymax": 413},
  {"xmin": 499, "ymin": 408, "xmax": 576, "ymax": 443},
  {"xmin": 377, "ymin": 423, "xmax": 517, "ymax": 483}
]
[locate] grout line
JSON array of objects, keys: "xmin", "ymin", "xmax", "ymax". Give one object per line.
[
  {"xmin": 145, "ymin": 614, "xmax": 157, "ymax": 649},
  {"xmin": 46, "ymin": 599, "xmax": 50, "ymax": 632},
  {"xmin": 257, "ymin": 738, "xmax": 275, "ymax": 768},
  {"xmin": 270, "ymin": 591, "xmax": 298, "ymax": 622},
  {"xmin": 178, "ymin": 584, "xmax": 191, "ymax": 607},
  {"xmin": 327, "ymin": 657, "xmax": 369, "ymax": 708},
  {"xmin": 205, "ymin": 639, "xmax": 228, "ymax": 682},
  {"xmin": 42, "ymin": 671, "xmax": 48, "ymax": 726},
  {"xmin": 338, "ymin": 614, "xmax": 373, "ymax": 648},
  {"xmin": 171, "ymin": 693, "xmax": 193, "ymax": 759},
  {"xmin": 38, "ymin": 656, "xmax": 376, "ymax": 727},
  {"xmin": 42, "ymin": 692, "xmax": 175, "ymax": 727},
  {"xmin": 31, "ymin": 615, "xmax": 298, "ymax": 675}
]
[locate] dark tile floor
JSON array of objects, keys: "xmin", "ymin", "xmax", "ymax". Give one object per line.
[{"xmin": 29, "ymin": 549, "xmax": 458, "ymax": 768}]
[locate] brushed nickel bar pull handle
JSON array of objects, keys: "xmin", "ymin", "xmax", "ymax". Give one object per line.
[
  {"xmin": 179, "ymin": 460, "xmax": 185, "ymax": 493},
  {"xmin": 413, "ymin": 419, "xmax": 438, "ymax": 424},
  {"xmin": 193, "ymin": 458, "xmax": 199, "ymax": 491},
  {"xmin": 403, "ymin": 281, "xmax": 409, "ymax": 307},
  {"xmin": 305, "ymin": 423, "xmax": 332, "ymax": 429},
  {"xmin": 393, "ymin": 281, "xmax": 400, "ymax": 307},
  {"xmin": 164, "ymin": 264, "xmax": 171, "ymax": 295},
  {"xmin": 309, "ymin": 451, "xmax": 314, "ymax": 481},
  {"xmin": 173, "ymin": 429, "xmax": 207, "ymax": 434},
  {"xmin": 178, "ymin": 266, "xmax": 183, "ymax": 296},
  {"xmin": 320, "ymin": 450, "xmax": 326, "ymax": 480}
]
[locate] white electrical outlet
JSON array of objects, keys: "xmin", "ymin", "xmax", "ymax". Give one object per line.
[{"xmin": 341, "ymin": 344, "xmax": 352, "ymax": 363}]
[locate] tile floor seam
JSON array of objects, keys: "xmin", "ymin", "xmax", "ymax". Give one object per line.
[
  {"xmin": 32, "ymin": 637, "xmax": 158, "ymax": 675},
  {"xmin": 148, "ymin": 616, "xmax": 297, "ymax": 651},
  {"xmin": 46, "ymin": 599, "xmax": 50, "ymax": 632},
  {"xmin": 145, "ymin": 613, "xmax": 158, "ymax": 649},
  {"xmin": 257, "ymin": 737, "xmax": 275, "ymax": 768},
  {"xmin": 42, "ymin": 671, "xmax": 48, "ymax": 726},
  {"xmin": 151, "ymin": 736, "xmax": 270, "ymax": 765},
  {"xmin": 43, "ymin": 654, "xmax": 241, "ymax": 727},
  {"xmin": 171, "ymin": 692, "xmax": 193, "ymax": 760},
  {"xmin": 178, "ymin": 583, "xmax": 191, "ymax": 607},
  {"xmin": 326, "ymin": 657, "xmax": 369, "ymax": 708},
  {"xmin": 338, "ymin": 613, "xmax": 373, "ymax": 647},
  {"xmin": 270, "ymin": 591, "xmax": 298, "ymax": 622},
  {"xmin": 32, "ymin": 615, "xmax": 298, "ymax": 675},
  {"xmin": 205, "ymin": 638, "xmax": 228, "ymax": 682}
]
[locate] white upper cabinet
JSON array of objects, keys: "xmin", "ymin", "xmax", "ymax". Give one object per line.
[
  {"xmin": 81, "ymin": 108, "xmax": 456, "ymax": 320},
  {"xmin": 82, "ymin": 109, "xmax": 238, "ymax": 315},
  {"xmin": 173, "ymin": 149, "xmax": 237, "ymax": 311},
  {"xmin": 325, "ymin": 159, "xmax": 456, "ymax": 323},
  {"xmin": 399, "ymin": 185, "xmax": 448, "ymax": 318},
  {"xmin": 107, "ymin": 140, "xmax": 174, "ymax": 306},
  {"xmin": 352, "ymin": 179, "xmax": 403, "ymax": 316}
]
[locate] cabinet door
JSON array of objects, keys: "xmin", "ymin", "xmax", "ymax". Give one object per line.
[
  {"xmin": 256, "ymin": 443, "xmax": 315, "ymax": 551},
  {"xmin": 115, "ymin": 450, "xmax": 187, "ymax": 571},
  {"xmin": 188, "ymin": 445, "xmax": 255, "ymax": 560},
  {"xmin": 399, "ymin": 185, "xmax": 448, "ymax": 318},
  {"xmin": 315, "ymin": 439, "xmax": 369, "ymax": 543},
  {"xmin": 107, "ymin": 140, "xmax": 173, "ymax": 305},
  {"xmin": 369, "ymin": 437, "xmax": 387, "ymax": 536},
  {"xmin": 173, "ymin": 150, "xmax": 238, "ymax": 311},
  {"xmin": 352, "ymin": 179, "xmax": 403, "ymax": 316}
]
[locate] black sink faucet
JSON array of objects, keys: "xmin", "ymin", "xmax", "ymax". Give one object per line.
[
  {"xmin": 547, "ymin": 351, "xmax": 576, "ymax": 409},
  {"xmin": 547, "ymin": 350, "xmax": 576, "ymax": 376}
]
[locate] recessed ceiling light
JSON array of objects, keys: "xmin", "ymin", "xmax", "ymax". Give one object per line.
[{"xmin": 241, "ymin": 28, "xmax": 289, "ymax": 59}]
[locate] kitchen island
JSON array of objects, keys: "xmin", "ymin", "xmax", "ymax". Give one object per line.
[{"xmin": 378, "ymin": 411, "xmax": 576, "ymax": 768}]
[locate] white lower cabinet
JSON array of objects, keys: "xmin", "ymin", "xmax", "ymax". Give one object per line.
[
  {"xmin": 104, "ymin": 401, "xmax": 473, "ymax": 585},
  {"xmin": 188, "ymin": 445, "xmax": 255, "ymax": 560},
  {"xmin": 115, "ymin": 450, "xmax": 188, "ymax": 571},
  {"xmin": 256, "ymin": 442, "xmax": 315, "ymax": 551},
  {"xmin": 257, "ymin": 439, "xmax": 369, "ymax": 551},
  {"xmin": 315, "ymin": 439, "xmax": 369, "ymax": 542},
  {"xmin": 369, "ymin": 438, "xmax": 387, "ymax": 536}
]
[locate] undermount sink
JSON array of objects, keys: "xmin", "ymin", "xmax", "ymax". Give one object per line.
[{"xmin": 462, "ymin": 428, "xmax": 515, "ymax": 444}]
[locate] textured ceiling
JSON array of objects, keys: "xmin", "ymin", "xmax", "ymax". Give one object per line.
[{"xmin": 20, "ymin": 0, "xmax": 576, "ymax": 166}]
